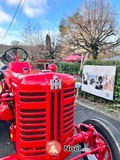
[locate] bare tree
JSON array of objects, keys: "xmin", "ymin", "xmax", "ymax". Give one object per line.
[
  {"xmin": 22, "ymin": 21, "xmax": 45, "ymax": 61},
  {"xmin": 11, "ymin": 40, "xmax": 20, "ymax": 46},
  {"xmin": 22, "ymin": 21, "xmax": 62, "ymax": 61},
  {"xmin": 59, "ymin": 0, "xmax": 120, "ymax": 59},
  {"xmin": 42, "ymin": 33, "xmax": 63, "ymax": 60}
]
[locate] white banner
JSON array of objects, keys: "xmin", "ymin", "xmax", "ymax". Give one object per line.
[{"xmin": 81, "ymin": 65, "xmax": 116, "ymax": 100}]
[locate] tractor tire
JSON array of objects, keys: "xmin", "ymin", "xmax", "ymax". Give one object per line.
[{"xmin": 80, "ymin": 117, "xmax": 120, "ymax": 160}]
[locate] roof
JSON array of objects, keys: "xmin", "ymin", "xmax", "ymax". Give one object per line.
[
  {"xmin": 63, "ymin": 53, "xmax": 82, "ymax": 62},
  {"xmin": 104, "ymin": 55, "xmax": 120, "ymax": 61}
]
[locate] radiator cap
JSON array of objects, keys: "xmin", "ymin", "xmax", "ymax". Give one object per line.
[{"xmin": 48, "ymin": 64, "xmax": 58, "ymax": 72}]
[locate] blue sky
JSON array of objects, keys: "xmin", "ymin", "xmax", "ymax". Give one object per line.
[{"xmin": 0, "ymin": 0, "xmax": 119, "ymax": 45}]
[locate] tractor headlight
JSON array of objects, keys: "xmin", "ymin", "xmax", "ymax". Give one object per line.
[{"xmin": 75, "ymin": 82, "xmax": 81, "ymax": 89}]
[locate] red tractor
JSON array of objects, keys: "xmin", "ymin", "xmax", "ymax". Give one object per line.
[{"xmin": 0, "ymin": 47, "xmax": 120, "ymax": 160}]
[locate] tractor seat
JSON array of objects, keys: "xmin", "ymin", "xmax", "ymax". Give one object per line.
[{"xmin": 8, "ymin": 62, "xmax": 30, "ymax": 73}]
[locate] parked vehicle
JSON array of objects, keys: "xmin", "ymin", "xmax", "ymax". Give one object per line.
[
  {"xmin": 0, "ymin": 47, "xmax": 120, "ymax": 160},
  {"xmin": 0, "ymin": 61, "xmax": 7, "ymax": 71}
]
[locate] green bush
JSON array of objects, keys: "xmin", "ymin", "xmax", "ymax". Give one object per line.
[
  {"xmin": 36, "ymin": 61, "xmax": 80, "ymax": 75},
  {"xmin": 56, "ymin": 62, "xmax": 80, "ymax": 75}
]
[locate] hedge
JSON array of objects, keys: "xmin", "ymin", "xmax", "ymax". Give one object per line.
[
  {"xmin": 56, "ymin": 62, "xmax": 80, "ymax": 75},
  {"xmin": 36, "ymin": 61, "xmax": 80, "ymax": 75}
]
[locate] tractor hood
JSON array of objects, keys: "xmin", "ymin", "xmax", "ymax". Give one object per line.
[
  {"xmin": 18, "ymin": 72, "xmax": 75, "ymax": 91},
  {"xmin": 4, "ymin": 66, "xmax": 75, "ymax": 92}
]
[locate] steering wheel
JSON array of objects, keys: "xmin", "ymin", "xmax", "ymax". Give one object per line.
[{"xmin": 4, "ymin": 47, "xmax": 28, "ymax": 62}]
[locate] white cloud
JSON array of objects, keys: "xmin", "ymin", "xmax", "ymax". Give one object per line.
[
  {"xmin": 0, "ymin": 27, "xmax": 6, "ymax": 37},
  {"xmin": 0, "ymin": 27, "xmax": 23, "ymax": 45},
  {"xmin": 5, "ymin": 0, "xmax": 49, "ymax": 18},
  {"xmin": 23, "ymin": 0, "xmax": 49, "ymax": 17},
  {"xmin": 0, "ymin": 6, "xmax": 12, "ymax": 24},
  {"xmin": 6, "ymin": 0, "xmax": 21, "ymax": 5},
  {"xmin": 0, "ymin": 27, "xmax": 6, "ymax": 43}
]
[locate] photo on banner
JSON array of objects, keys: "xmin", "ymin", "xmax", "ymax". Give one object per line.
[{"xmin": 81, "ymin": 65, "xmax": 116, "ymax": 100}]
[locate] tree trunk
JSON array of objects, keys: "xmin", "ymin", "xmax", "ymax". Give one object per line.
[
  {"xmin": 92, "ymin": 50, "xmax": 99, "ymax": 59},
  {"xmin": 50, "ymin": 51, "xmax": 54, "ymax": 59}
]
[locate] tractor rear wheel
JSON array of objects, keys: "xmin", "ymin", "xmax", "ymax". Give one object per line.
[{"xmin": 80, "ymin": 117, "xmax": 120, "ymax": 160}]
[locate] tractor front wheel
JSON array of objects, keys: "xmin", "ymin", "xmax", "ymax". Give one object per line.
[{"xmin": 80, "ymin": 117, "xmax": 120, "ymax": 160}]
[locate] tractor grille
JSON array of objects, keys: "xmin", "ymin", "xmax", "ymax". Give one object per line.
[
  {"xmin": 50, "ymin": 88, "xmax": 75, "ymax": 144},
  {"xmin": 19, "ymin": 92, "xmax": 46, "ymax": 102},
  {"xmin": 20, "ymin": 108, "xmax": 46, "ymax": 141},
  {"xmin": 17, "ymin": 88, "xmax": 75, "ymax": 159},
  {"xmin": 63, "ymin": 102, "xmax": 74, "ymax": 134},
  {"xmin": 18, "ymin": 92, "xmax": 46, "ymax": 157},
  {"xmin": 50, "ymin": 91, "xmax": 62, "ymax": 142},
  {"xmin": 63, "ymin": 88, "xmax": 75, "ymax": 144}
]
